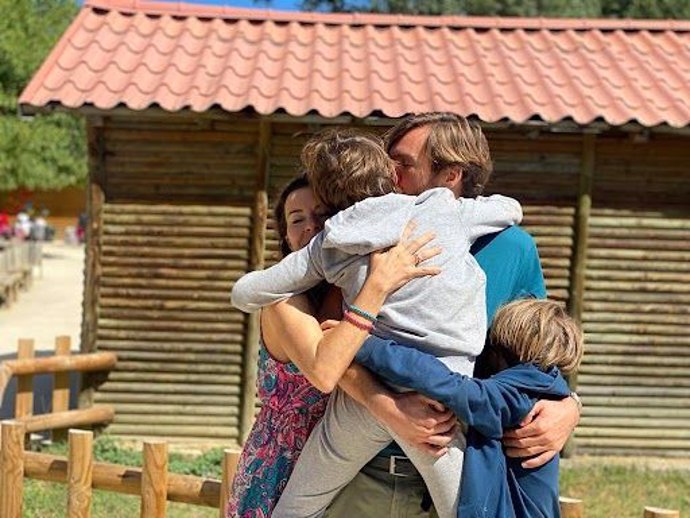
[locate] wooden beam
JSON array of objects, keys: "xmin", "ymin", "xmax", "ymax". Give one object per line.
[
  {"xmin": 53, "ymin": 336, "xmax": 72, "ymax": 443},
  {"xmin": 16, "ymin": 405, "xmax": 114, "ymax": 434},
  {"xmin": 0, "ymin": 421, "xmax": 25, "ymax": 518},
  {"xmin": 568, "ymin": 133, "xmax": 595, "ymax": 324},
  {"xmin": 15, "ymin": 339, "xmax": 34, "ymax": 419},
  {"xmin": 643, "ymin": 507, "xmax": 680, "ymax": 518},
  {"xmin": 239, "ymin": 119, "xmax": 271, "ymax": 443},
  {"xmin": 141, "ymin": 441, "xmax": 168, "ymax": 518},
  {"xmin": 81, "ymin": 119, "xmax": 106, "ymax": 410},
  {"xmin": 68, "ymin": 430, "xmax": 93, "ymax": 518},
  {"xmin": 0, "ymin": 352, "xmax": 116, "ymax": 406},
  {"xmin": 5, "ymin": 352, "xmax": 117, "ymax": 377},
  {"xmin": 559, "ymin": 496, "xmax": 583, "ymax": 518},
  {"xmin": 24, "ymin": 452, "xmax": 221, "ymax": 507},
  {"xmin": 563, "ymin": 132, "xmax": 595, "ymax": 458},
  {"xmin": 219, "ymin": 450, "xmax": 240, "ymax": 518}
]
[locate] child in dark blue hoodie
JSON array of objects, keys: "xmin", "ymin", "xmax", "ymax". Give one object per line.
[{"xmin": 354, "ymin": 298, "xmax": 584, "ymax": 518}]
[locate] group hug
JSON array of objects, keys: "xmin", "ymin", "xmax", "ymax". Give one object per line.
[{"xmin": 227, "ymin": 112, "xmax": 584, "ymax": 518}]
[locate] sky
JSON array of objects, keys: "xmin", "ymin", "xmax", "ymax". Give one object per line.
[
  {"xmin": 78, "ymin": 0, "xmax": 303, "ymax": 10},
  {"xmin": 183, "ymin": 0, "xmax": 301, "ymax": 9}
]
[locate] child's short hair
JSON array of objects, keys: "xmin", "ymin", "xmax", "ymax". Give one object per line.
[
  {"xmin": 301, "ymin": 129, "xmax": 396, "ymax": 213},
  {"xmin": 489, "ymin": 299, "xmax": 583, "ymax": 375}
]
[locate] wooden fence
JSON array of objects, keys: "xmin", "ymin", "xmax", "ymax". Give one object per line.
[
  {"xmin": 0, "ymin": 240, "xmax": 40, "ymax": 307},
  {"xmin": 0, "ymin": 419, "xmax": 682, "ymax": 518},
  {"xmin": 0, "ymin": 421, "xmax": 240, "ymax": 518},
  {"xmin": 0, "ymin": 337, "xmax": 116, "ymax": 442}
]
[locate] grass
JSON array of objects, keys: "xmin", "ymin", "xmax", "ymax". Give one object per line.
[
  {"xmin": 21, "ymin": 437, "xmax": 690, "ymax": 518},
  {"xmin": 560, "ymin": 458, "xmax": 690, "ymax": 517}
]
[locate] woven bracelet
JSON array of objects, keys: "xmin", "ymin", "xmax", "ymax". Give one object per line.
[
  {"xmin": 347, "ymin": 304, "xmax": 377, "ymax": 323},
  {"xmin": 343, "ymin": 311, "xmax": 374, "ymax": 332}
]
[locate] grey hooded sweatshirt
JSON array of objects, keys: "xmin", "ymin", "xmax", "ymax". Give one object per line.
[{"xmin": 231, "ymin": 188, "xmax": 522, "ymax": 375}]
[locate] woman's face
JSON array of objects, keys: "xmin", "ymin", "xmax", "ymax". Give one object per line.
[{"xmin": 284, "ymin": 187, "xmax": 328, "ymax": 252}]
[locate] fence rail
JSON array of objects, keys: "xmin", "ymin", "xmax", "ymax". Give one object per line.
[
  {"xmin": 0, "ymin": 337, "xmax": 116, "ymax": 441},
  {"xmin": 0, "ymin": 240, "xmax": 41, "ymax": 307},
  {"xmin": 0, "ymin": 421, "xmax": 240, "ymax": 518}
]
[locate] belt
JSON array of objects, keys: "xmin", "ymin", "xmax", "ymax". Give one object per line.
[{"xmin": 368, "ymin": 454, "xmax": 420, "ymax": 478}]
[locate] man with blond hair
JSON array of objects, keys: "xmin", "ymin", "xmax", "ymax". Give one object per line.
[{"xmin": 323, "ymin": 112, "xmax": 582, "ymax": 518}]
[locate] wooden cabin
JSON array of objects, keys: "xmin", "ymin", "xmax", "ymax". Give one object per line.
[{"xmin": 20, "ymin": 0, "xmax": 690, "ymax": 455}]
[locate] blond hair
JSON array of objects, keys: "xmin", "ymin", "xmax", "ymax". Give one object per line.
[
  {"xmin": 301, "ymin": 129, "xmax": 396, "ymax": 213},
  {"xmin": 489, "ymin": 299, "xmax": 583, "ymax": 375},
  {"xmin": 385, "ymin": 112, "xmax": 493, "ymax": 198}
]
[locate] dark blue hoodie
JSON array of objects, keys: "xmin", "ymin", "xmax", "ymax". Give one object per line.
[{"xmin": 355, "ymin": 337, "xmax": 570, "ymax": 518}]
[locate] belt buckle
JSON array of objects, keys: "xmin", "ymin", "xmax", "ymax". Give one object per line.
[{"xmin": 388, "ymin": 455, "xmax": 410, "ymax": 478}]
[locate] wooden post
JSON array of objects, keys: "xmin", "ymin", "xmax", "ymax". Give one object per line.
[
  {"xmin": 0, "ymin": 421, "xmax": 25, "ymax": 518},
  {"xmin": 68, "ymin": 430, "xmax": 93, "ymax": 518},
  {"xmin": 643, "ymin": 507, "xmax": 680, "ymax": 518},
  {"xmin": 568, "ymin": 133, "xmax": 596, "ymax": 325},
  {"xmin": 53, "ymin": 336, "xmax": 72, "ymax": 443},
  {"xmin": 560, "ymin": 496, "xmax": 584, "ymax": 518},
  {"xmin": 219, "ymin": 450, "xmax": 240, "ymax": 518},
  {"xmin": 80, "ymin": 119, "xmax": 106, "ymax": 411},
  {"xmin": 563, "ymin": 132, "xmax": 595, "ymax": 458},
  {"xmin": 239, "ymin": 119, "xmax": 271, "ymax": 443},
  {"xmin": 15, "ymin": 339, "xmax": 34, "ymax": 419},
  {"xmin": 140, "ymin": 441, "xmax": 168, "ymax": 518}
]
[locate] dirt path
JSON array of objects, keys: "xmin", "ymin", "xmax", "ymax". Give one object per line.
[{"xmin": 0, "ymin": 242, "xmax": 84, "ymax": 355}]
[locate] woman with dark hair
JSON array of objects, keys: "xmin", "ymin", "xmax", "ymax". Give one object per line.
[{"xmin": 226, "ymin": 174, "xmax": 442, "ymax": 518}]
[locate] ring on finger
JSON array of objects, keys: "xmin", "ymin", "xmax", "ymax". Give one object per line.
[{"xmin": 413, "ymin": 252, "xmax": 422, "ymax": 266}]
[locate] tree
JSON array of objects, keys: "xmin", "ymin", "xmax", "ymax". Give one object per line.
[
  {"xmin": 0, "ymin": 0, "xmax": 86, "ymax": 191},
  {"xmin": 301, "ymin": 0, "xmax": 690, "ymax": 18}
]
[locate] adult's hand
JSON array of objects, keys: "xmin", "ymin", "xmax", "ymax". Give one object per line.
[
  {"xmin": 367, "ymin": 221, "xmax": 441, "ymax": 295},
  {"xmin": 502, "ymin": 398, "xmax": 580, "ymax": 468},
  {"xmin": 378, "ymin": 392, "xmax": 457, "ymax": 457}
]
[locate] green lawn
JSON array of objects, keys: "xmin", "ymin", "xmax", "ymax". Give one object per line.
[
  {"xmin": 21, "ymin": 438, "xmax": 690, "ymax": 518},
  {"xmin": 560, "ymin": 459, "xmax": 690, "ymax": 518}
]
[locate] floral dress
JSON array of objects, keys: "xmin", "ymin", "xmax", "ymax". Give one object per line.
[{"xmin": 226, "ymin": 344, "xmax": 329, "ymax": 518}]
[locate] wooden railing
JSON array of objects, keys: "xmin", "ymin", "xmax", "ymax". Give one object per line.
[
  {"xmin": 559, "ymin": 496, "xmax": 680, "ymax": 518},
  {"xmin": 0, "ymin": 337, "xmax": 117, "ymax": 441},
  {"xmin": 0, "ymin": 421, "xmax": 240, "ymax": 518},
  {"xmin": 0, "ymin": 240, "xmax": 42, "ymax": 306}
]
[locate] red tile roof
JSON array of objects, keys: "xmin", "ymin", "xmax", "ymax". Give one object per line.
[{"xmin": 19, "ymin": 0, "xmax": 690, "ymax": 127}]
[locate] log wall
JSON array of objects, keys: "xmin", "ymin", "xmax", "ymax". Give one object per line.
[{"xmin": 84, "ymin": 114, "xmax": 690, "ymax": 454}]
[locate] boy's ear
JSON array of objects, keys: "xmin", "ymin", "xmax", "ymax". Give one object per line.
[{"xmin": 443, "ymin": 165, "xmax": 463, "ymax": 195}]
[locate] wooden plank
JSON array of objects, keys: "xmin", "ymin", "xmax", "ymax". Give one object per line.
[
  {"xmin": 220, "ymin": 450, "xmax": 240, "ymax": 518},
  {"xmin": 559, "ymin": 497, "xmax": 583, "ymax": 518},
  {"xmin": 0, "ymin": 421, "xmax": 24, "ymax": 518},
  {"xmin": 644, "ymin": 507, "xmax": 680, "ymax": 518},
  {"xmin": 141, "ymin": 441, "xmax": 168, "ymax": 518},
  {"xmin": 6, "ymin": 352, "xmax": 117, "ymax": 377},
  {"xmin": 23, "ymin": 452, "xmax": 222, "ymax": 507},
  {"xmin": 53, "ymin": 336, "xmax": 72, "ymax": 443},
  {"xmin": 81, "ymin": 121, "xmax": 106, "ymax": 412},
  {"xmin": 17, "ymin": 406, "xmax": 115, "ymax": 434},
  {"xmin": 68, "ymin": 430, "xmax": 93, "ymax": 518},
  {"xmin": 15, "ymin": 339, "xmax": 34, "ymax": 418}
]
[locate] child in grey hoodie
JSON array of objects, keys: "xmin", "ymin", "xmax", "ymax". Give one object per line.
[{"xmin": 231, "ymin": 129, "xmax": 522, "ymax": 518}]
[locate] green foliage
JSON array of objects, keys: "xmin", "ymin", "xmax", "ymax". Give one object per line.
[
  {"xmin": 0, "ymin": 0, "xmax": 86, "ymax": 191},
  {"xmin": 302, "ymin": 0, "xmax": 690, "ymax": 18}
]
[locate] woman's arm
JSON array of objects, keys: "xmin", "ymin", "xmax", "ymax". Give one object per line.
[{"xmin": 262, "ymin": 226, "xmax": 441, "ymax": 393}]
